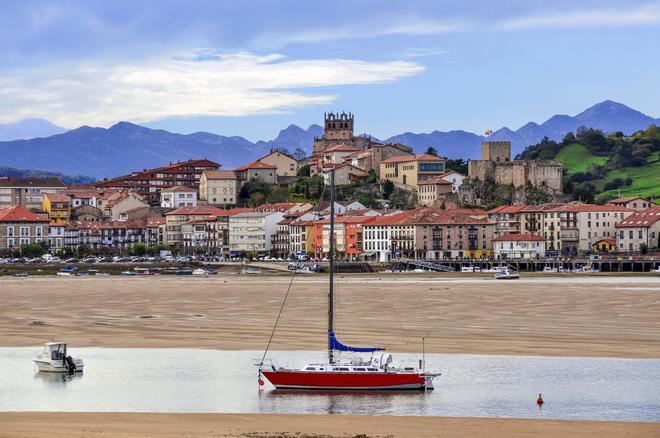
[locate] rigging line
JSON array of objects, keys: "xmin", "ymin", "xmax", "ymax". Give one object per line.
[
  {"xmin": 258, "ymin": 269, "xmax": 297, "ymax": 373},
  {"xmin": 383, "ymin": 287, "xmax": 412, "ymax": 347}
]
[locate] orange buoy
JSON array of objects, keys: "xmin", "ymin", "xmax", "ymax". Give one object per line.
[{"xmin": 536, "ymin": 394, "xmax": 544, "ymax": 405}]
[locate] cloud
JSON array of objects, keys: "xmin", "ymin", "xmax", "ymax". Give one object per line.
[
  {"xmin": 251, "ymin": 17, "xmax": 466, "ymax": 48},
  {"xmin": 499, "ymin": 2, "xmax": 660, "ymax": 30},
  {"xmin": 0, "ymin": 50, "xmax": 424, "ymax": 127},
  {"xmin": 403, "ymin": 47, "xmax": 447, "ymax": 58}
]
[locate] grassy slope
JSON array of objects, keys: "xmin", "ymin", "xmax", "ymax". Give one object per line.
[
  {"xmin": 595, "ymin": 151, "xmax": 660, "ymax": 200},
  {"xmin": 555, "ymin": 143, "xmax": 607, "ymax": 174},
  {"xmin": 555, "ymin": 144, "xmax": 660, "ymax": 200}
]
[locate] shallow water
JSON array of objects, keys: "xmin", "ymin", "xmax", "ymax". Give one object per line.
[{"xmin": 0, "ymin": 348, "xmax": 658, "ymax": 421}]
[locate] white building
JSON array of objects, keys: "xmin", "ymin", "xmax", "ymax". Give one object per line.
[
  {"xmin": 439, "ymin": 171, "xmax": 465, "ymax": 193},
  {"xmin": 47, "ymin": 223, "xmax": 66, "ymax": 254},
  {"xmin": 493, "ymin": 233, "xmax": 546, "ymax": 259},
  {"xmin": 615, "ymin": 207, "xmax": 660, "ymax": 252},
  {"xmin": 228, "ymin": 211, "xmax": 284, "ymax": 254},
  {"xmin": 160, "ymin": 186, "xmax": 198, "ymax": 209}
]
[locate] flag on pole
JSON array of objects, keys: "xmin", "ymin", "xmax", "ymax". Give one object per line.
[{"xmin": 485, "ymin": 129, "xmax": 493, "ymax": 136}]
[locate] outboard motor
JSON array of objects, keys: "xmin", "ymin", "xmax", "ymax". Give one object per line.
[{"xmin": 65, "ymin": 356, "xmax": 76, "ymax": 373}]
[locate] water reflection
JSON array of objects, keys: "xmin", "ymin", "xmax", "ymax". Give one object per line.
[{"xmin": 0, "ymin": 348, "xmax": 658, "ymax": 422}]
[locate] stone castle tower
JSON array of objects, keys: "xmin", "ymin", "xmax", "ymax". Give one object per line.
[
  {"xmin": 323, "ymin": 111, "xmax": 354, "ymax": 141},
  {"xmin": 481, "ymin": 141, "xmax": 511, "ymax": 162}
]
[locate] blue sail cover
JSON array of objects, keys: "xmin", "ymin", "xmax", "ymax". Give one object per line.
[{"xmin": 329, "ymin": 331, "xmax": 384, "ymax": 352}]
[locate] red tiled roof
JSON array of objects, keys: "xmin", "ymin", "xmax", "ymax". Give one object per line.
[
  {"xmin": 44, "ymin": 193, "xmax": 71, "ymax": 203},
  {"xmin": 608, "ymin": 196, "xmax": 645, "ymax": 204},
  {"xmin": 0, "ymin": 176, "xmax": 66, "ymax": 188},
  {"xmin": 418, "ymin": 176, "xmax": 452, "ymax": 185},
  {"xmin": 381, "ymin": 153, "xmax": 444, "ymax": 164},
  {"xmin": 0, "ymin": 205, "xmax": 48, "ymax": 222},
  {"xmin": 95, "ymin": 159, "xmax": 220, "ymax": 186},
  {"xmin": 548, "ymin": 203, "xmax": 633, "ymax": 213},
  {"xmin": 364, "ymin": 208, "xmax": 491, "ymax": 226},
  {"xmin": 492, "ymin": 233, "xmax": 545, "ymax": 242},
  {"xmin": 256, "ymin": 203, "xmax": 297, "ymax": 212},
  {"xmin": 161, "ymin": 186, "xmax": 197, "ymax": 192},
  {"xmin": 203, "ymin": 170, "xmax": 238, "ymax": 180},
  {"xmin": 67, "ymin": 191, "xmax": 97, "ymax": 199},
  {"xmin": 146, "ymin": 216, "xmax": 166, "ymax": 227},
  {"xmin": 615, "ymin": 207, "xmax": 660, "ymax": 228},
  {"xmin": 225, "ymin": 207, "xmax": 256, "ymax": 216},
  {"xmin": 487, "ymin": 204, "xmax": 528, "ymax": 214},
  {"xmin": 234, "ymin": 161, "xmax": 277, "ymax": 171},
  {"xmin": 594, "ymin": 237, "xmax": 617, "ymax": 245}
]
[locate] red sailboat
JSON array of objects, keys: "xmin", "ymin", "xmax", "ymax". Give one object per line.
[{"xmin": 259, "ymin": 169, "xmax": 439, "ymax": 391}]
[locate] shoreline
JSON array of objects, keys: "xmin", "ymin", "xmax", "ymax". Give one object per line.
[{"xmin": 0, "ymin": 412, "xmax": 658, "ymax": 437}]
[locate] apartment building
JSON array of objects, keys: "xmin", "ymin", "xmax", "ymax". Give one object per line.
[
  {"xmin": 48, "ymin": 223, "xmax": 66, "ymax": 253},
  {"xmin": 548, "ymin": 203, "xmax": 634, "ymax": 253},
  {"xmin": 415, "ymin": 210, "xmax": 494, "ymax": 259},
  {"xmin": 493, "ymin": 233, "xmax": 546, "ymax": 259},
  {"xmin": 380, "ymin": 154, "xmax": 446, "ymax": 189},
  {"xmin": 95, "ymin": 159, "xmax": 219, "ymax": 205},
  {"xmin": 0, "ymin": 205, "xmax": 50, "ymax": 252},
  {"xmin": 199, "ymin": 170, "xmax": 240, "ymax": 206},
  {"xmin": 487, "ymin": 205, "xmax": 527, "ymax": 237},
  {"xmin": 257, "ymin": 150, "xmax": 298, "ymax": 177},
  {"xmin": 228, "ymin": 211, "xmax": 284, "ymax": 254},
  {"xmin": 615, "ymin": 207, "xmax": 660, "ymax": 252},
  {"xmin": 312, "ymin": 215, "xmax": 376, "ymax": 259},
  {"xmin": 0, "ymin": 177, "xmax": 66, "ymax": 210},
  {"xmin": 160, "ymin": 186, "xmax": 197, "ymax": 209},
  {"xmin": 97, "ymin": 191, "xmax": 150, "ymax": 220},
  {"xmin": 608, "ymin": 196, "xmax": 655, "ymax": 211},
  {"xmin": 164, "ymin": 205, "xmax": 229, "ymax": 248},
  {"xmin": 42, "ymin": 193, "xmax": 71, "ymax": 225},
  {"xmin": 417, "ymin": 176, "xmax": 452, "ymax": 207},
  {"xmin": 234, "ymin": 161, "xmax": 278, "ymax": 184}
]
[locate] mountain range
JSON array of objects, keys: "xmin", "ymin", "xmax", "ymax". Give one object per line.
[
  {"xmin": 0, "ymin": 100, "xmax": 657, "ymax": 179},
  {"xmin": 0, "ymin": 118, "xmax": 67, "ymax": 141}
]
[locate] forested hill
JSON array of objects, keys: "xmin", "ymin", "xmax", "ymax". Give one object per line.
[
  {"xmin": 0, "ymin": 167, "xmax": 95, "ymax": 185},
  {"xmin": 517, "ymin": 125, "xmax": 660, "ymax": 202}
]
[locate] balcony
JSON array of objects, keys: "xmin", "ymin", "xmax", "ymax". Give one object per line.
[{"xmin": 559, "ymin": 230, "xmax": 579, "ymax": 240}]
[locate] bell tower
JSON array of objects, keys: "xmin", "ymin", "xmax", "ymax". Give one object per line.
[{"xmin": 324, "ymin": 111, "xmax": 354, "ymax": 141}]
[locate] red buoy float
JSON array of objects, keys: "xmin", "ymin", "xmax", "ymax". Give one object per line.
[{"xmin": 536, "ymin": 393, "xmax": 544, "ymax": 405}]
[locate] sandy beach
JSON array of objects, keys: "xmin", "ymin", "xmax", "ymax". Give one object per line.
[
  {"xmin": 1, "ymin": 412, "xmax": 659, "ymax": 438},
  {"xmin": 1, "ymin": 274, "xmax": 659, "ymax": 357}
]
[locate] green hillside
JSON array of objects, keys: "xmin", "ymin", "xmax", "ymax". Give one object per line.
[
  {"xmin": 555, "ymin": 143, "xmax": 607, "ymax": 174},
  {"xmin": 595, "ymin": 151, "xmax": 660, "ymax": 200}
]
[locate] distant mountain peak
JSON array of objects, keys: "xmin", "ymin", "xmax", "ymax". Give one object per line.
[{"xmin": 0, "ymin": 118, "xmax": 67, "ymax": 141}]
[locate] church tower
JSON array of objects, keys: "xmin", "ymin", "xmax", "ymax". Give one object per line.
[{"xmin": 324, "ymin": 111, "xmax": 354, "ymax": 141}]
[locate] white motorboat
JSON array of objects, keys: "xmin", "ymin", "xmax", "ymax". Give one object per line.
[
  {"xmin": 543, "ymin": 266, "xmax": 558, "ymax": 273},
  {"xmin": 651, "ymin": 267, "xmax": 660, "ymax": 273},
  {"xmin": 33, "ymin": 342, "xmax": 84, "ymax": 373},
  {"xmin": 192, "ymin": 268, "xmax": 209, "ymax": 275},
  {"xmin": 494, "ymin": 269, "xmax": 520, "ymax": 280}
]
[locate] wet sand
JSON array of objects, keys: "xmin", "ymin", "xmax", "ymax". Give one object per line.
[
  {"xmin": 1, "ymin": 275, "xmax": 659, "ymax": 358},
  {"xmin": 1, "ymin": 412, "xmax": 659, "ymax": 437}
]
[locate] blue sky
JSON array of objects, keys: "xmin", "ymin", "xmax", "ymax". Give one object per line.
[{"xmin": 1, "ymin": 0, "xmax": 659, "ymax": 140}]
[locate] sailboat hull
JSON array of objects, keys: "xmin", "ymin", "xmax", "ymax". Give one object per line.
[{"xmin": 262, "ymin": 371, "xmax": 427, "ymax": 390}]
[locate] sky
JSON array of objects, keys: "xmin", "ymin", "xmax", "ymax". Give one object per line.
[{"xmin": 1, "ymin": 0, "xmax": 659, "ymax": 141}]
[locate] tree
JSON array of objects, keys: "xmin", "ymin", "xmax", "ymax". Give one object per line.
[
  {"xmin": 297, "ymin": 164, "xmax": 310, "ymax": 177},
  {"xmin": 132, "ymin": 243, "xmax": 147, "ymax": 256},
  {"xmin": 640, "ymin": 243, "xmax": 648, "ymax": 255},
  {"xmin": 239, "ymin": 177, "xmax": 271, "ymax": 201},
  {"xmin": 366, "ymin": 169, "xmax": 378, "ymax": 183},
  {"xmin": 425, "ymin": 147, "xmax": 438, "ymax": 157},
  {"xmin": 293, "ymin": 148, "xmax": 307, "ymax": 161},
  {"xmin": 77, "ymin": 244, "xmax": 92, "ymax": 258},
  {"xmin": 445, "ymin": 159, "xmax": 468, "ymax": 175},
  {"xmin": 562, "ymin": 132, "xmax": 577, "ymax": 145},
  {"xmin": 249, "ymin": 192, "xmax": 266, "ymax": 207},
  {"xmin": 357, "ymin": 192, "xmax": 375, "ymax": 207},
  {"xmin": 21, "ymin": 242, "xmax": 47, "ymax": 258},
  {"xmin": 382, "ymin": 180, "xmax": 395, "ymax": 199}
]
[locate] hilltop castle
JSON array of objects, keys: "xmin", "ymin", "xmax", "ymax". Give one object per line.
[{"xmin": 468, "ymin": 141, "xmax": 563, "ymax": 193}]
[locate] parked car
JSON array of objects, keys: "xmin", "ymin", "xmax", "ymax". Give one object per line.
[{"xmin": 47, "ymin": 257, "xmax": 62, "ymax": 264}]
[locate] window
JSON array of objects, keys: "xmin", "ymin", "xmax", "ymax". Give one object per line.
[
  {"xmin": 20, "ymin": 227, "xmax": 29, "ymax": 237},
  {"xmin": 6, "ymin": 226, "xmax": 14, "ymax": 237}
]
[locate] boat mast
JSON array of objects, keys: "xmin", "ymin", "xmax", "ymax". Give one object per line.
[{"xmin": 328, "ymin": 168, "xmax": 335, "ymax": 364}]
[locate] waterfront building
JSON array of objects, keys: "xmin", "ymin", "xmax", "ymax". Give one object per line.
[
  {"xmin": 0, "ymin": 205, "xmax": 50, "ymax": 252},
  {"xmin": 493, "ymin": 233, "xmax": 547, "ymax": 259},
  {"xmin": 615, "ymin": 207, "xmax": 660, "ymax": 252},
  {"xmin": 228, "ymin": 211, "xmax": 284, "ymax": 254}
]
